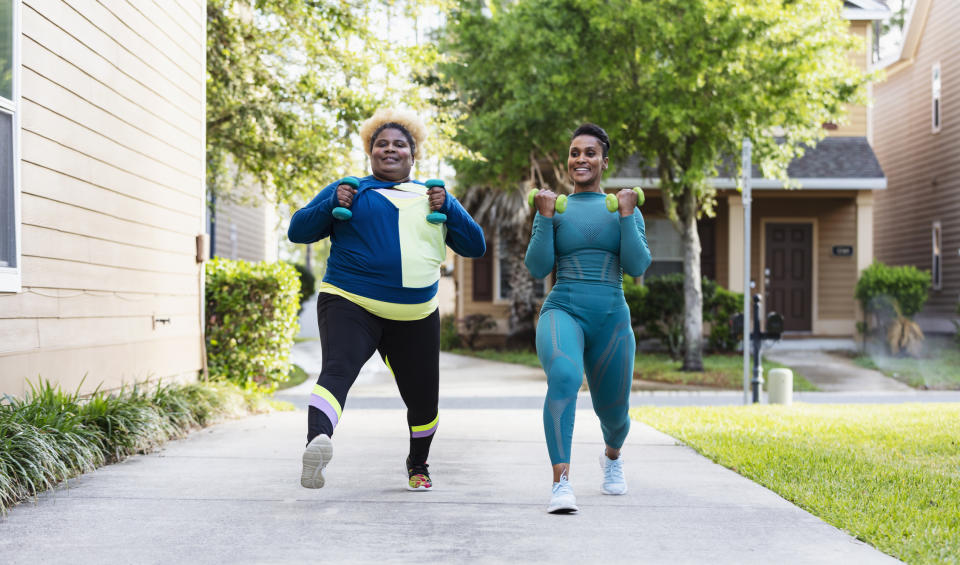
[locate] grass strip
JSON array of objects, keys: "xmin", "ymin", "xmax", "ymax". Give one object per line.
[
  {"xmin": 852, "ymin": 349, "xmax": 960, "ymax": 390},
  {"xmin": 448, "ymin": 348, "xmax": 816, "ymax": 390},
  {"xmin": 632, "ymin": 404, "xmax": 960, "ymax": 565},
  {"xmin": 0, "ymin": 379, "xmax": 291, "ymax": 514}
]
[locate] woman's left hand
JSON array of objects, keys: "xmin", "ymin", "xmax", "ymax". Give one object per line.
[
  {"xmin": 427, "ymin": 186, "xmax": 446, "ymax": 211},
  {"xmin": 616, "ymin": 188, "xmax": 638, "ymax": 217}
]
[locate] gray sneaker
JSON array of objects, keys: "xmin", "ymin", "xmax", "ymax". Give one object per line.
[
  {"xmin": 547, "ymin": 475, "xmax": 579, "ymax": 514},
  {"xmin": 301, "ymin": 434, "xmax": 333, "ymax": 488}
]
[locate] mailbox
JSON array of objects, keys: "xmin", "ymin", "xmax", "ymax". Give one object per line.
[
  {"xmin": 765, "ymin": 312, "xmax": 784, "ymax": 338},
  {"xmin": 730, "ymin": 313, "xmax": 744, "ymax": 337}
]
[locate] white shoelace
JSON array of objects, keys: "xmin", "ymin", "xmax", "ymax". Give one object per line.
[{"xmin": 604, "ymin": 457, "xmax": 624, "ymax": 484}]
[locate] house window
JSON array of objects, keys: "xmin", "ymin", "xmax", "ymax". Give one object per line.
[
  {"xmin": 644, "ymin": 217, "xmax": 684, "ymax": 279},
  {"xmin": 497, "ymin": 234, "xmax": 546, "ymax": 301},
  {"xmin": 932, "ymin": 63, "xmax": 942, "ymax": 134},
  {"xmin": 472, "ymin": 230, "xmax": 493, "ymax": 301},
  {"xmin": 0, "ymin": 1, "xmax": 20, "ymax": 293},
  {"xmin": 932, "ymin": 221, "xmax": 942, "ymax": 291}
]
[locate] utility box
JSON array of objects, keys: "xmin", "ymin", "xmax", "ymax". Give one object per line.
[{"xmin": 767, "ymin": 368, "xmax": 793, "ymax": 405}]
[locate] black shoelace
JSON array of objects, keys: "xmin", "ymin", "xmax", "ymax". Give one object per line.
[{"xmin": 408, "ymin": 460, "xmax": 430, "ymax": 477}]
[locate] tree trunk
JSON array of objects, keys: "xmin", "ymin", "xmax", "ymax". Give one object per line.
[{"xmin": 680, "ymin": 186, "xmax": 704, "ymax": 371}]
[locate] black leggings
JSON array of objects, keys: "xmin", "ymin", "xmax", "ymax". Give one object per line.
[{"xmin": 307, "ymin": 293, "xmax": 440, "ymax": 465}]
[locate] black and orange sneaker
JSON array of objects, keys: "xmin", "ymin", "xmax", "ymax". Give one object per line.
[{"xmin": 405, "ymin": 457, "xmax": 432, "ymax": 491}]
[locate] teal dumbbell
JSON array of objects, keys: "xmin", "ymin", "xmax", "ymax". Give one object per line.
[
  {"xmin": 332, "ymin": 177, "xmax": 360, "ymax": 220},
  {"xmin": 424, "ymin": 179, "xmax": 447, "ymax": 224},
  {"xmin": 527, "ymin": 188, "xmax": 567, "ymax": 214},
  {"xmin": 605, "ymin": 187, "xmax": 645, "ymax": 212}
]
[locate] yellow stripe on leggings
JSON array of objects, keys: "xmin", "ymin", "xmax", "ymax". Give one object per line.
[
  {"xmin": 411, "ymin": 414, "xmax": 439, "ymax": 432},
  {"xmin": 384, "ymin": 356, "xmax": 396, "ymax": 380},
  {"xmin": 311, "ymin": 385, "xmax": 342, "ymax": 418}
]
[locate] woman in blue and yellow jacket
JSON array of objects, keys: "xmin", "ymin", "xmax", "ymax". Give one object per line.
[{"xmin": 289, "ymin": 108, "xmax": 485, "ymax": 492}]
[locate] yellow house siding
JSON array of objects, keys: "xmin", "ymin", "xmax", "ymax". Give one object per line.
[
  {"xmin": 754, "ymin": 195, "xmax": 858, "ymax": 324},
  {"xmin": 831, "ymin": 21, "xmax": 869, "ymax": 138},
  {"xmin": 0, "ymin": 0, "xmax": 205, "ymax": 395},
  {"xmin": 816, "ymin": 200, "xmax": 858, "ymax": 320},
  {"xmin": 873, "ymin": 0, "xmax": 960, "ymax": 317}
]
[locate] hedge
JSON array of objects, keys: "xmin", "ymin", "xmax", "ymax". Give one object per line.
[{"xmin": 205, "ymin": 258, "xmax": 300, "ymax": 392}]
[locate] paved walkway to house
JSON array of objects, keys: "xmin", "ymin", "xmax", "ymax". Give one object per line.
[{"xmin": 4, "ymin": 345, "xmax": 945, "ymax": 564}]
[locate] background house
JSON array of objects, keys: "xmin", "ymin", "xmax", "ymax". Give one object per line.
[
  {"xmin": 454, "ymin": 0, "xmax": 889, "ymax": 344},
  {"xmin": 872, "ymin": 0, "xmax": 959, "ymax": 333},
  {"xmin": 0, "ymin": 1, "xmax": 206, "ymax": 396}
]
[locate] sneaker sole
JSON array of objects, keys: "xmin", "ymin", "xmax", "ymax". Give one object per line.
[
  {"xmin": 404, "ymin": 463, "xmax": 432, "ymax": 491},
  {"xmin": 300, "ymin": 435, "xmax": 333, "ymax": 489},
  {"xmin": 547, "ymin": 503, "xmax": 579, "ymax": 514}
]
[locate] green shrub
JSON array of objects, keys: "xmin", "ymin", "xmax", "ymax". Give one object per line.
[
  {"xmin": 440, "ymin": 314, "xmax": 461, "ymax": 350},
  {"xmin": 706, "ymin": 285, "xmax": 744, "ymax": 353},
  {"xmin": 205, "ymin": 258, "xmax": 301, "ymax": 392},
  {"xmin": 290, "ymin": 262, "xmax": 316, "ymax": 313},
  {"xmin": 854, "ymin": 261, "xmax": 930, "ymax": 319},
  {"xmin": 626, "ymin": 274, "xmax": 742, "ymax": 356},
  {"xmin": 462, "ymin": 314, "xmax": 496, "ymax": 350}
]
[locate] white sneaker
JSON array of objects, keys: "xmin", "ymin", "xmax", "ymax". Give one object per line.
[
  {"xmin": 599, "ymin": 453, "xmax": 628, "ymax": 495},
  {"xmin": 300, "ymin": 434, "xmax": 333, "ymax": 488},
  {"xmin": 547, "ymin": 475, "xmax": 579, "ymax": 514}
]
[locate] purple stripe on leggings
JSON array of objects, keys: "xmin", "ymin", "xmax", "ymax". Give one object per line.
[
  {"xmin": 411, "ymin": 423, "xmax": 438, "ymax": 438},
  {"xmin": 309, "ymin": 394, "xmax": 339, "ymax": 429}
]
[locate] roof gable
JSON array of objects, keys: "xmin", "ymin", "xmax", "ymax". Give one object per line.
[
  {"xmin": 843, "ymin": 0, "xmax": 891, "ymax": 21},
  {"xmin": 880, "ymin": 0, "xmax": 933, "ymax": 75}
]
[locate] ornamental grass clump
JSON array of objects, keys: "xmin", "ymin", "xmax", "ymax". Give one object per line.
[{"xmin": 0, "ymin": 379, "xmax": 283, "ymax": 515}]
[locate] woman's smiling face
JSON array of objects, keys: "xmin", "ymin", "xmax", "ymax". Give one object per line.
[
  {"xmin": 568, "ymin": 135, "xmax": 608, "ymax": 187},
  {"xmin": 370, "ymin": 127, "xmax": 414, "ymax": 182}
]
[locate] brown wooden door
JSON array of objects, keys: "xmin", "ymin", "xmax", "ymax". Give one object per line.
[{"xmin": 765, "ymin": 223, "xmax": 812, "ymax": 332}]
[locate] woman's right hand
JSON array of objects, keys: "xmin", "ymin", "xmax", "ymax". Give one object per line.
[
  {"xmin": 534, "ymin": 189, "xmax": 558, "ymax": 218},
  {"xmin": 337, "ymin": 182, "xmax": 357, "ymax": 208}
]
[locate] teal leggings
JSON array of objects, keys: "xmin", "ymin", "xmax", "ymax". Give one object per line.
[{"xmin": 536, "ymin": 284, "xmax": 635, "ymax": 465}]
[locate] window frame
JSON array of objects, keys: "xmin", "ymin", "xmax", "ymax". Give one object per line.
[
  {"xmin": 643, "ymin": 216, "xmax": 684, "ymax": 280},
  {"xmin": 932, "ymin": 62, "xmax": 942, "ymax": 134},
  {"xmin": 932, "ymin": 221, "xmax": 942, "ymax": 291},
  {"xmin": 0, "ymin": 1, "xmax": 21, "ymax": 293}
]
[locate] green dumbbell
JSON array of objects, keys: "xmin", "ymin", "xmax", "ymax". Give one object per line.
[
  {"xmin": 424, "ymin": 179, "xmax": 448, "ymax": 224},
  {"xmin": 332, "ymin": 176, "xmax": 360, "ymax": 220},
  {"xmin": 527, "ymin": 188, "xmax": 567, "ymax": 214},
  {"xmin": 605, "ymin": 187, "xmax": 646, "ymax": 212}
]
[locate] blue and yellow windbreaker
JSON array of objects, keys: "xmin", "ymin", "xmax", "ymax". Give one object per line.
[{"xmin": 287, "ymin": 175, "xmax": 486, "ymax": 320}]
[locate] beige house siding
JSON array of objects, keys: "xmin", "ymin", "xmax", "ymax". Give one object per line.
[
  {"xmin": 0, "ymin": 0, "xmax": 206, "ymax": 396},
  {"xmin": 831, "ymin": 20, "xmax": 870, "ymax": 138},
  {"xmin": 873, "ymin": 0, "xmax": 960, "ymax": 324},
  {"xmin": 212, "ymin": 199, "xmax": 279, "ymax": 263},
  {"xmin": 752, "ymin": 194, "xmax": 858, "ymax": 328}
]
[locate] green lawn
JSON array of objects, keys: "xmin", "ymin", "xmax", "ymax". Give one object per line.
[
  {"xmin": 448, "ymin": 348, "xmax": 816, "ymax": 391},
  {"xmin": 632, "ymin": 404, "xmax": 960, "ymax": 565},
  {"xmin": 852, "ymin": 347, "xmax": 960, "ymax": 390},
  {"xmin": 276, "ymin": 364, "xmax": 311, "ymax": 390}
]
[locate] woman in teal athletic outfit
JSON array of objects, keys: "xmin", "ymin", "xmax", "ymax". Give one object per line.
[{"xmin": 525, "ymin": 123, "xmax": 651, "ymax": 514}]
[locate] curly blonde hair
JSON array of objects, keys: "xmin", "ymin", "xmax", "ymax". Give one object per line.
[{"xmin": 359, "ymin": 108, "xmax": 428, "ymax": 159}]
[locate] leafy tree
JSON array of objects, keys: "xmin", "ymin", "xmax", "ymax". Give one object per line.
[
  {"xmin": 434, "ymin": 0, "xmax": 869, "ymax": 370},
  {"xmin": 207, "ymin": 0, "xmax": 458, "ymax": 210}
]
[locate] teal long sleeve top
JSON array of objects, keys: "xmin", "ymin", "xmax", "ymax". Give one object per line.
[{"xmin": 524, "ymin": 191, "xmax": 651, "ymax": 287}]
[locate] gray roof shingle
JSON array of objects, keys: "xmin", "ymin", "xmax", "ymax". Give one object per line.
[{"xmin": 613, "ymin": 137, "xmax": 885, "ymax": 181}]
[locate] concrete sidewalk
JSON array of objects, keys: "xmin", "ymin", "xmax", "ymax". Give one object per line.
[{"xmin": 0, "ymin": 349, "xmax": 907, "ymax": 564}]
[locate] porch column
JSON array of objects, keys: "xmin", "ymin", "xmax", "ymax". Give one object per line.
[
  {"xmin": 856, "ymin": 191, "xmax": 874, "ymax": 275},
  {"xmin": 727, "ymin": 193, "xmax": 745, "ymax": 293}
]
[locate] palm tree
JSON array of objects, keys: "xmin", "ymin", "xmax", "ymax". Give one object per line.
[{"xmin": 459, "ymin": 183, "xmax": 541, "ymax": 349}]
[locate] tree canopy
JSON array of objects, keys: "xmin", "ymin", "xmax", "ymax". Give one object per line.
[
  {"xmin": 435, "ymin": 0, "xmax": 869, "ymax": 368},
  {"xmin": 207, "ymin": 0, "xmax": 456, "ymax": 209}
]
